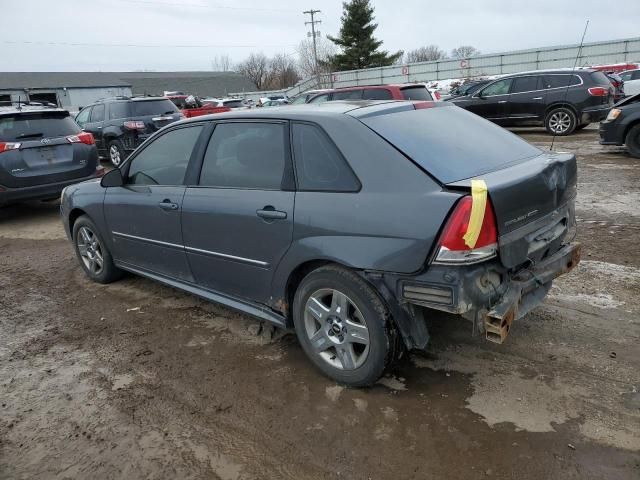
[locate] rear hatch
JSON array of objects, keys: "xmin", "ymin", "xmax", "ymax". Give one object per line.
[
  {"xmin": 589, "ymin": 71, "xmax": 616, "ymax": 107},
  {"xmin": 0, "ymin": 110, "xmax": 97, "ymax": 188},
  {"xmin": 359, "ymin": 104, "xmax": 577, "ymax": 268},
  {"xmin": 131, "ymin": 98, "xmax": 182, "ymax": 133}
]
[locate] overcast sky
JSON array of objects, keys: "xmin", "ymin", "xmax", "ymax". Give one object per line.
[{"xmin": 2, "ymin": 0, "xmax": 639, "ymax": 72}]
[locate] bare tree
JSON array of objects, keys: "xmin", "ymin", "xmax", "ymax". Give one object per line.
[
  {"xmin": 267, "ymin": 54, "xmax": 300, "ymax": 89},
  {"xmin": 236, "ymin": 52, "xmax": 270, "ymax": 90},
  {"xmin": 451, "ymin": 45, "xmax": 481, "ymax": 59},
  {"xmin": 211, "ymin": 54, "xmax": 233, "ymax": 72},
  {"xmin": 404, "ymin": 45, "xmax": 446, "ymax": 63},
  {"xmin": 296, "ymin": 38, "xmax": 337, "ymax": 77}
]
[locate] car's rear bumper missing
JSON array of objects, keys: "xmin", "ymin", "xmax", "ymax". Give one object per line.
[{"xmin": 378, "ymin": 242, "xmax": 581, "ymax": 350}]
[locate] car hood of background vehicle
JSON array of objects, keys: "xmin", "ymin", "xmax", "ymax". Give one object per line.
[{"xmin": 614, "ymin": 92, "xmax": 640, "ymax": 108}]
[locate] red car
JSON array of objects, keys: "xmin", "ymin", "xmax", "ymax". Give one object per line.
[
  {"xmin": 307, "ymin": 84, "xmax": 434, "ymax": 103},
  {"xmin": 166, "ymin": 95, "xmax": 230, "ymax": 118}
]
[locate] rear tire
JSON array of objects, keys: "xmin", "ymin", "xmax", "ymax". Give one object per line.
[
  {"xmin": 72, "ymin": 215, "xmax": 123, "ymax": 284},
  {"xmin": 545, "ymin": 107, "xmax": 577, "ymax": 136},
  {"xmin": 107, "ymin": 139, "xmax": 126, "ymax": 167},
  {"xmin": 625, "ymin": 124, "xmax": 640, "ymax": 159},
  {"xmin": 292, "ymin": 265, "xmax": 401, "ymax": 387}
]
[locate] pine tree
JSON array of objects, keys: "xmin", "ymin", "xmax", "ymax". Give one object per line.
[{"xmin": 327, "ymin": 0, "xmax": 402, "ymax": 70}]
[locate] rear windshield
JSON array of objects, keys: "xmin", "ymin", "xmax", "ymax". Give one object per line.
[
  {"xmin": 400, "ymin": 86, "xmax": 433, "ymax": 101},
  {"xmin": 223, "ymin": 100, "xmax": 244, "ymax": 108},
  {"xmin": 0, "ymin": 112, "xmax": 80, "ymax": 141},
  {"xmin": 361, "ymin": 105, "xmax": 541, "ymax": 184},
  {"xmin": 132, "ymin": 99, "xmax": 178, "ymax": 117}
]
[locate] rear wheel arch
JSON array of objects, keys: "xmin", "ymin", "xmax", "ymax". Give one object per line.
[{"xmin": 544, "ymin": 102, "xmax": 578, "ymax": 117}]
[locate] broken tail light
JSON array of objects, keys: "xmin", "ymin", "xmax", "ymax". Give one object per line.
[
  {"xmin": 66, "ymin": 132, "xmax": 95, "ymax": 145},
  {"xmin": 0, "ymin": 142, "xmax": 21, "ymax": 153},
  {"xmin": 433, "ymin": 195, "xmax": 498, "ymax": 264}
]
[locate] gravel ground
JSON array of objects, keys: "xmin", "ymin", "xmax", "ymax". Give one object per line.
[{"xmin": 1, "ymin": 127, "xmax": 639, "ymax": 479}]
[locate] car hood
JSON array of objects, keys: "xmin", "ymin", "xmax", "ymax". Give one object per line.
[{"xmin": 614, "ymin": 93, "xmax": 640, "ymax": 108}]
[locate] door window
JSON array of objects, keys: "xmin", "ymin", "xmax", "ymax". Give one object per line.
[
  {"xmin": 362, "ymin": 89, "xmax": 393, "ymax": 100},
  {"xmin": 127, "ymin": 125, "xmax": 203, "ymax": 185},
  {"xmin": 75, "ymin": 107, "xmax": 91, "ymax": 126},
  {"xmin": 511, "ymin": 76, "xmax": 542, "ymax": 93},
  {"xmin": 332, "ymin": 90, "xmax": 363, "ymax": 100},
  {"xmin": 90, "ymin": 104, "xmax": 105, "ymax": 122},
  {"xmin": 199, "ymin": 122, "xmax": 288, "ymax": 190},
  {"xmin": 542, "ymin": 75, "xmax": 580, "ymax": 89},
  {"xmin": 309, "ymin": 94, "xmax": 329, "ymax": 104},
  {"xmin": 480, "ymin": 79, "xmax": 512, "ymax": 96},
  {"xmin": 292, "ymin": 123, "xmax": 360, "ymax": 192},
  {"xmin": 620, "ymin": 72, "xmax": 632, "ymax": 81}
]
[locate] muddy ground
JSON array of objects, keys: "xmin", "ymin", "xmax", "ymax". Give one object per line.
[{"xmin": 1, "ymin": 127, "xmax": 639, "ymax": 479}]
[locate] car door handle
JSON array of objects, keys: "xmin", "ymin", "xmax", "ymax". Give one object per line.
[
  {"xmin": 256, "ymin": 206, "xmax": 287, "ymax": 220},
  {"xmin": 498, "ymin": 100, "xmax": 508, "ymax": 104},
  {"xmin": 158, "ymin": 199, "xmax": 179, "ymax": 211},
  {"xmin": 532, "ymin": 97, "xmax": 543, "ymax": 100}
]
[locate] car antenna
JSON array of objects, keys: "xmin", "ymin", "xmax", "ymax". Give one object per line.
[{"xmin": 550, "ymin": 20, "xmax": 589, "ymax": 152}]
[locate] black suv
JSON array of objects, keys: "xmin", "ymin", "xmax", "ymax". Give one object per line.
[
  {"xmin": 75, "ymin": 96, "xmax": 183, "ymax": 166},
  {"xmin": 449, "ymin": 69, "xmax": 614, "ymax": 135},
  {"xmin": 0, "ymin": 104, "xmax": 100, "ymax": 206}
]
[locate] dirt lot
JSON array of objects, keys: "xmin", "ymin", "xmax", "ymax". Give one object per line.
[{"xmin": 1, "ymin": 127, "xmax": 639, "ymax": 479}]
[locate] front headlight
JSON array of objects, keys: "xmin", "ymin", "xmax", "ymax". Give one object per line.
[{"xmin": 606, "ymin": 108, "xmax": 621, "ymax": 121}]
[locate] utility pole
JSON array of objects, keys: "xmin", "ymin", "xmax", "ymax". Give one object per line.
[{"xmin": 303, "ymin": 9, "xmax": 321, "ymax": 85}]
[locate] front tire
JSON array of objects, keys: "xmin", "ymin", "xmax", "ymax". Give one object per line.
[
  {"xmin": 72, "ymin": 215, "xmax": 122, "ymax": 284},
  {"xmin": 625, "ymin": 124, "xmax": 640, "ymax": 159},
  {"xmin": 292, "ymin": 265, "xmax": 400, "ymax": 387},
  {"xmin": 107, "ymin": 139, "xmax": 126, "ymax": 167},
  {"xmin": 545, "ymin": 107, "xmax": 577, "ymax": 136}
]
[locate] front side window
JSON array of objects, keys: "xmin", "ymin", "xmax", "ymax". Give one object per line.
[
  {"xmin": 292, "ymin": 123, "xmax": 360, "ymax": 192},
  {"xmin": 127, "ymin": 125, "xmax": 203, "ymax": 185},
  {"xmin": 199, "ymin": 122, "xmax": 287, "ymax": 190},
  {"xmin": 75, "ymin": 107, "xmax": 91, "ymax": 126},
  {"xmin": 309, "ymin": 94, "xmax": 329, "ymax": 104},
  {"xmin": 511, "ymin": 76, "xmax": 542, "ymax": 93},
  {"xmin": 480, "ymin": 79, "xmax": 512, "ymax": 96},
  {"xmin": 90, "ymin": 104, "xmax": 104, "ymax": 122}
]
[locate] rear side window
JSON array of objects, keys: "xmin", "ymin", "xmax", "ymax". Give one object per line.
[
  {"xmin": 362, "ymin": 89, "xmax": 393, "ymax": 100},
  {"xmin": 223, "ymin": 100, "xmax": 244, "ymax": 108},
  {"xmin": 543, "ymin": 75, "xmax": 581, "ymax": 89},
  {"xmin": 361, "ymin": 105, "xmax": 541, "ymax": 184},
  {"xmin": 400, "ymin": 86, "xmax": 432, "ymax": 101},
  {"xmin": 0, "ymin": 113, "xmax": 80, "ymax": 141},
  {"xmin": 292, "ymin": 123, "xmax": 360, "ymax": 192},
  {"xmin": 590, "ymin": 71, "xmax": 613, "ymax": 86},
  {"xmin": 332, "ymin": 90, "xmax": 363, "ymax": 100},
  {"xmin": 511, "ymin": 76, "xmax": 542, "ymax": 93},
  {"xmin": 127, "ymin": 125, "xmax": 203, "ymax": 185},
  {"xmin": 132, "ymin": 99, "xmax": 178, "ymax": 117},
  {"xmin": 90, "ymin": 104, "xmax": 104, "ymax": 122},
  {"xmin": 108, "ymin": 102, "xmax": 130, "ymax": 120},
  {"xmin": 200, "ymin": 122, "xmax": 287, "ymax": 190},
  {"xmin": 75, "ymin": 107, "xmax": 91, "ymax": 126}
]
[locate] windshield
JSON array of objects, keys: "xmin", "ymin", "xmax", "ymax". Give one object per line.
[
  {"xmin": 0, "ymin": 112, "xmax": 80, "ymax": 141},
  {"xmin": 132, "ymin": 99, "xmax": 178, "ymax": 116},
  {"xmin": 361, "ymin": 105, "xmax": 541, "ymax": 184}
]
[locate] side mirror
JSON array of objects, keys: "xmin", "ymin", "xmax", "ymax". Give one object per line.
[{"xmin": 101, "ymin": 168, "xmax": 124, "ymax": 188}]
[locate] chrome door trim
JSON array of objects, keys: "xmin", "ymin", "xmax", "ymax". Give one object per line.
[
  {"xmin": 184, "ymin": 245, "xmax": 269, "ymax": 268},
  {"xmin": 112, "ymin": 231, "xmax": 183, "ymax": 250}
]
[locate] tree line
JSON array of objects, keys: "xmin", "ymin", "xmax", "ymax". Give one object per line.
[{"xmin": 218, "ymin": 0, "xmax": 480, "ymax": 91}]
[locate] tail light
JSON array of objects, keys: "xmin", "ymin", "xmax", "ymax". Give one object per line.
[
  {"xmin": 588, "ymin": 87, "xmax": 609, "ymax": 96},
  {"xmin": 414, "ymin": 101, "xmax": 436, "ymax": 110},
  {"xmin": 124, "ymin": 120, "xmax": 146, "ymax": 130},
  {"xmin": 433, "ymin": 91, "xmax": 441, "ymax": 100},
  {"xmin": 66, "ymin": 132, "xmax": 95, "ymax": 145},
  {"xmin": 433, "ymin": 196, "xmax": 498, "ymax": 264},
  {"xmin": 0, "ymin": 142, "xmax": 21, "ymax": 153}
]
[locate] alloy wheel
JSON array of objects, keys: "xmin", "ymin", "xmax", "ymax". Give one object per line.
[
  {"xmin": 76, "ymin": 226, "xmax": 104, "ymax": 275},
  {"xmin": 303, "ymin": 288, "xmax": 370, "ymax": 370},
  {"xmin": 109, "ymin": 144, "xmax": 121, "ymax": 166},
  {"xmin": 549, "ymin": 111, "xmax": 572, "ymax": 134}
]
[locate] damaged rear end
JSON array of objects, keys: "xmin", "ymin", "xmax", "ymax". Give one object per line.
[{"xmin": 360, "ymin": 103, "xmax": 581, "ymax": 346}]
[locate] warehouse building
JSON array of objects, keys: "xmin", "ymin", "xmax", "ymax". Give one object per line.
[{"xmin": 0, "ymin": 72, "xmax": 256, "ymax": 111}]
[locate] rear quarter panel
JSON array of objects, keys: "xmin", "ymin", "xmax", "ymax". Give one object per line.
[{"xmin": 270, "ymin": 115, "xmax": 461, "ymax": 299}]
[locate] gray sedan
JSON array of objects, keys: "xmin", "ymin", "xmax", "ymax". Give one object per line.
[{"xmin": 61, "ymin": 100, "xmax": 581, "ymax": 386}]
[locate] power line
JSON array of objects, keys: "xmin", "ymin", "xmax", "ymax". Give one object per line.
[
  {"xmin": 111, "ymin": 0, "xmax": 299, "ymax": 13},
  {"xmin": 2, "ymin": 40, "xmax": 297, "ymax": 49}
]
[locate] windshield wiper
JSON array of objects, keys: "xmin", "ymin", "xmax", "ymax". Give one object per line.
[{"xmin": 15, "ymin": 132, "xmax": 44, "ymax": 139}]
